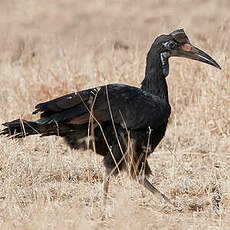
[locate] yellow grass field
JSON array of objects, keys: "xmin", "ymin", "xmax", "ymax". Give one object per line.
[{"xmin": 0, "ymin": 0, "xmax": 229, "ymax": 229}]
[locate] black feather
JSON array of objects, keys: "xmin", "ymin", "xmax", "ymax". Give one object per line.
[{"xmin": 1, "ymin": 29, "xmax": 220, "ymax": 205}]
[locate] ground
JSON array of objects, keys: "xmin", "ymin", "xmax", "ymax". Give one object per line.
[{"xmin": 0, "ymin": 0, "xmax": 230, "ymax": 229}]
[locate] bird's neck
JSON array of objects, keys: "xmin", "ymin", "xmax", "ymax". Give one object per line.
[{"xmin": 141, "ymin": 52, "xmax": 169, "ymax": 103}]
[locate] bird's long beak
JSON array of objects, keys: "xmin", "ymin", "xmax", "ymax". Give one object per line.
[{"xmin": 171, "ymin": 43, "xmax": 221, "ymax": 69}]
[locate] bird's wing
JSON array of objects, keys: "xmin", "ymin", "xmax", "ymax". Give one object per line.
[{"xmin": 34, "ymin": 84, "xmax": 171, "ymax": 130}]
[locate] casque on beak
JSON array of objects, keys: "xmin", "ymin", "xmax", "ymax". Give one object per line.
[{"xmin": 171, "ymin": 43, "xmax": 221, "ymax": 69}]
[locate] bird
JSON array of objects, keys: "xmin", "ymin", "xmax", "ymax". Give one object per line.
[{"xmin": 1, "ymin": 29, "xmax": 221, "ymax": 207}]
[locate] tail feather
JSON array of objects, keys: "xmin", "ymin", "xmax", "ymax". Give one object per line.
[
  {"xmin": 1, "ymin": 119, "xmax": 43, "ymax": 138},
  {"xmin": 1, "ymin": 119, "xmax": 87, "ymax": 140}
]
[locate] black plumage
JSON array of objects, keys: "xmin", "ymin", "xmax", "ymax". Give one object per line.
[{"xmin": 1, "ymin": 29, "xmax": 221, "ymax": 207}]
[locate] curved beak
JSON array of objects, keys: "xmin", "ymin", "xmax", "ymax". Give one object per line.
[{"xmin": 171, "ymin": 43, "xmax": 221, "ymax": 69}]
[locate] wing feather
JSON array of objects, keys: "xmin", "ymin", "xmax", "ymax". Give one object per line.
[{"xmin": 34, "ymin": 84, "xmax": 171, "ymax": 130}]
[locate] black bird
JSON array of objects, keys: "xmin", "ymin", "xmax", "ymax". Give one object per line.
[{"xmin": 1, "ymin": 29, "xmax": 221, "ymax": 207}]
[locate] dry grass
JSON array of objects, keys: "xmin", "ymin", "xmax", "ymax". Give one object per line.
[{"xmin": 0, "ymin": 0, "xmax": 230, "ymax": 229}]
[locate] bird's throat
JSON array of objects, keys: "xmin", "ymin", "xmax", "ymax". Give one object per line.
[
  {"xmin": 141, "ymin": 52, "xmax": 169, "ymax": 103},
  {"xmin": 160, "ymin": 52, "xmax": 170, "ymax": 77}
]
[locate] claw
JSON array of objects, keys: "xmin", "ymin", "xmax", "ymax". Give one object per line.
[{"xmin": 139, "ymin": 176, "xmax": 182, "ymax": 210}]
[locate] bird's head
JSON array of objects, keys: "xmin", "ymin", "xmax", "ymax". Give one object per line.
[{"xmin": 150, "ymin": 29, "xmax": 221, "ymax": 77}]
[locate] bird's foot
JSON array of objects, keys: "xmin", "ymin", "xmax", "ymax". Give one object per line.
[{"xmin": 160, "ymin": 195, "xmax": 182, "ymax": 211}]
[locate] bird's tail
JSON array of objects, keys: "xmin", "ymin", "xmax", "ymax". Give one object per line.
[{"xmin": 0, "ymin": 119, "xmax": 68, "ymax": 138}]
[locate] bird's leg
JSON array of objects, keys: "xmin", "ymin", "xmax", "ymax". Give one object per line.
[
  {"xmin": 138, "ymin": 175, "xmax": 180, "ymax": 209},
  {"xmin": 103, "ymin": 175, "xmax": 110, "ymax": 205},
  {"xmin": 103, "ymin": 168, "xmax": 112, "ymax": 206}
]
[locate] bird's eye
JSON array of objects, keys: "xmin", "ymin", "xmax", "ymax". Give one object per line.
[
  {"xmin": 162, "ymin": 41, "xmax": 177, "ymax": 50},
  {"xmin": 168, "ymin": 41, "xmax": 177, "ymax": 49}
]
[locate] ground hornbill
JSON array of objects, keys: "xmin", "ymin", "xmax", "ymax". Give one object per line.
[{"xmin": 1, "ymin": 29, "xmax": 221, "ymax": 207}]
